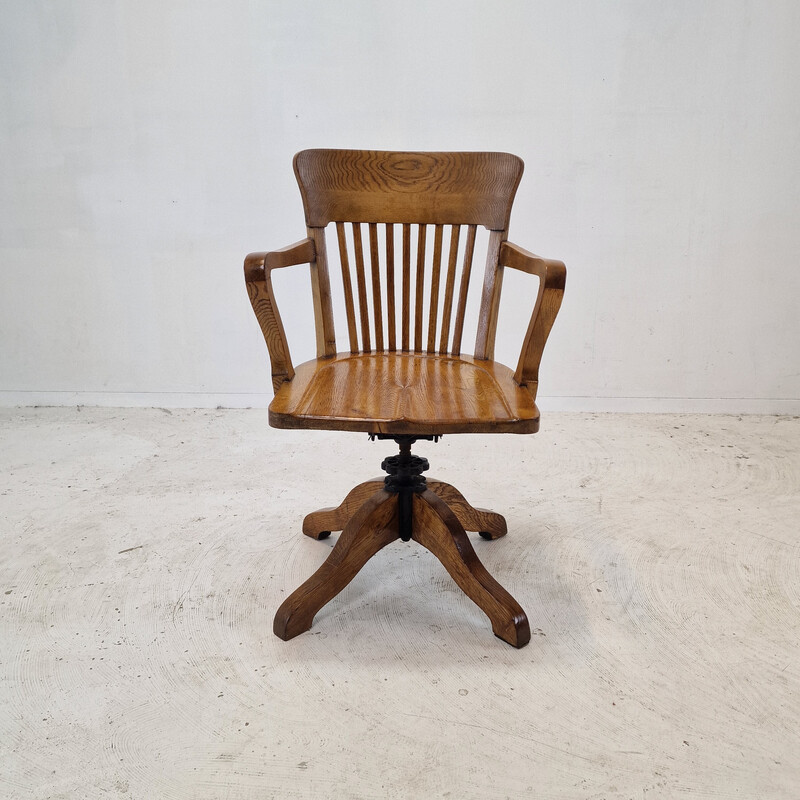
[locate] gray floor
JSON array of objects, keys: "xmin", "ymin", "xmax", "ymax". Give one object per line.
[{"xmin": 1, "ymin": 408, "xmax": 798, "ymax": 799}]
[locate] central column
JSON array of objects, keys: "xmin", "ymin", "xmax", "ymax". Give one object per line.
[{"xmin": 381, "ymin": 436, "xmax": 429, "ymax": 541}]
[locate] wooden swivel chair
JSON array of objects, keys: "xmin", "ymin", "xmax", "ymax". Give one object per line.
[{"xmin": 245, "ymin": 150, "xmax": 565, "ymax": 648}]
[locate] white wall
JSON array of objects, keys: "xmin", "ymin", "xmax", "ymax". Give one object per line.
[{"xmin": 2, "ymin": 1, "xmax": 799, "ymax": 412}]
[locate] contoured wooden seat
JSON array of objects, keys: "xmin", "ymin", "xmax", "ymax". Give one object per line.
[
  {"xmin": 245, "ymin": 149, "xmax": 565, "ymax": 647},
  {"xmin": 269, "ymin": 352, "xmax": 539, "ymax": 435}
]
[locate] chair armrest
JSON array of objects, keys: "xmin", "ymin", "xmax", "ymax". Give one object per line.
[
  {"xmin": 499, "ymin": 241, "xmax": 566, "ymax": 393},
  {"xmin": 244, "ymin": 238, "xmax": 316, "ymax": 392}
]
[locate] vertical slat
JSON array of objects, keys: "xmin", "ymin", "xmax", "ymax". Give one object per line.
[
  {"xmin": 426, "ymin": 224, "xmax": 444, "ymax": 353},
  {"xmin": 474, "ymin": 230, "xmax": 505, "ymax": 359},
  {"xmin": 451, "ymin": 224, "xmax": 477, "ymax": 356},
  {"xmin": 352, "ymin": 222, "xmax": 371, "ymax": 353},
  {"xmin": 402, "ymin": 223, "xmax": 411, "ymax": 352},
  {"xmin": 335, "ymin": 222, "xmax": 359, "ymax": 353},
  {"xmin": 414, "ymin": 224, "xmax": 427, "ymax": 352},
  {"xmin": 438, "ymin": 224, "xmax": 461, "ymax": 354},
  {"xmin": 385, "ymin": 224, "xmax": 396, "ymax": 351},
  {"xmin": 368, "ymin": 223, "xmax": 384, "ymax": 350},
  {"xmin": 307, "ymin": 227, "xmax": 336, "ymax": 357}
]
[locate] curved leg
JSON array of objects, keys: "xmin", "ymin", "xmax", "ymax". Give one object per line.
[
  {"xmin": 426, "ymin": 478, "xmax": 507, "ymax": 540},
  {"xmin": 412, "ymin": 490, "xmax": 530, "ymax": 648},
  {"xmin": 275, "ymin": 489, "xmax": 399, "ymax": 640},
  {"xmin": 302, "ymin": 478, "xmax": 384, "ymax": 539}
]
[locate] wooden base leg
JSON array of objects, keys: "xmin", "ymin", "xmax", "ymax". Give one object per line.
[
  {"xmin": 426, "ymin": 478, "xmax": 508, "ymax": 540},
  {"xmin": 302, "ymin": 478, "xmax": 384, "ymax": 539},
  {"xmin": 279, "ymin": 442, "xmax": 526, "ymax": 647},
  {"xmin": 411, "ymin": 489, "xmax": 530, "ymax": 648},
  {"xmin": 274, "ymin": 489, "xmax": 399, "ymax": 640}
]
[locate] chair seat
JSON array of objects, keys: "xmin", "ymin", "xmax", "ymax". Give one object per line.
[{"xmin": 268, "ymin": 352, "xmax": 540, "ymax": 435}]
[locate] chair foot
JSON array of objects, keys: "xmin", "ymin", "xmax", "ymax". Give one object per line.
[
  {"xmin": 302, "ymin": 478, "xmax": 384, "ymax": 539},
  {"xmin": 274, "ymin": 488, "xmax": 399, "ymax": 640},
  {"xmin": 427, "ymin": 478, "xmax": 508, "ymax": 539},
  {"xmin": 412, "ymin": 490, "xmax": 530, "ymax": 648}
]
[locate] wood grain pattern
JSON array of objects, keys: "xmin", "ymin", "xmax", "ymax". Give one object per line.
[
  {"xmin": 302, "ymin": 478, "xmax": 384, "ymax": 539},
  {"xmin": 352, "ymin": 223, "xmax": 371, "ymax": 352},
  {"xmin": 414, "ymin": 224, "xmax": 427, "ymax": 352},
  {"xmin": 274, "ymin": 489, "xmax": 400, "ymax": 640},
  {"xmin": 427, "ymin": 224, "xmax": 444, "ymax": 353},
  {"xmin": 368, "ymin": 223, "xmax": 383, "ymax": 351},
  {"xmin": 244, "ymin": 151, "xmax": 567, "ymax": 650},
  {"xmin": 385, "ymin": 224, "xmax": 396, "ymax": 351},
  {"xmin": 254, "ymin": 238, "xmax": 316, "ymax": 275},
  {"xmin": 402, "ymin": 223, "xmax": 411, "ymax": 352},
  {"xmin": 294, "ymin": 149, "xmax": 524, "ymax": 228},
  {"xmin": 302, "ymin": 477, "xmax": 507, "ymax": 540},
  {"xmin": 268, "ymin": 352, "xmax": 540, "ymax": 435},
  {"xmin": 247, "ymin": 152, "xmax": 567, "ymax": 399},
  {"xmin": 412, "ymin": 490, "xmax": 530, "ymax": 647},
  {"xmin": 438, "ymin": 225, "xmax": 461, "ymax": 354},
  {"xmin": 280, "ymin": 480, "xmax": 524, "ymax": 644},
  {"xmin": 307, "ymin": 227, "xmax": 336, "ymax": 358},
  {"xmin": 499, "ymin": 241, "xmax": 567, "ymax": 392},
  {"xmin": 426, "ymin": 479, "xmax": 507, "ymax": 539},
  {"xmin": 243, "ymin": 240, "xmax": 316, "ymax": 391},
  {"xmin": 474, "ymin": 231, "xmax": 505, "ymax": 361},
  {"xmin": 451, "ymin": 224, "xmax": 477, "ymax": 357},
  {"xmin": 335, "ymin": 222, "xmax": 359, "ymax": 353}
]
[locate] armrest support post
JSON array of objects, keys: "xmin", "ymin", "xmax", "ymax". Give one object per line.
[
  {"xmin": 499, "ymin": 241, "xmax": 566, "ymax": 395},
  {"xmin": 244, "ymin": 238, "xmax": 316, "ymax": 392}
]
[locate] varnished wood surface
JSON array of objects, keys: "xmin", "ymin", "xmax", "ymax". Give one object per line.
[
  {"xmin": 245, "ymin": 152, "xmax": 566, "ymax": 404},
  {"xmin": 474, "ymin": 231, "xmax": 505, "ymax": 360},
  {"xmin": 414, "ymin": 224, "xmax": 427, "ymax": 351},
  {"xmin": 330, "ymin": 222, "xmax": 481, "ymax": 357},
  {"xmin": 278, "ymin": 483, "xmax": 526, "ymax": 646},
  {"xmin": 426, "ymin": 479, "xmax": 507, "ymax": 539},
  {"xmin": 438, "ymin": 224, "xmax": 461, "ymax": 354},
  {"xmin": 269, "ymin": 352, "xmax": 540, "ymax": 435},
  {"xmin": 273, "ymin": 489, "xmax": 400, "ymax": 640},
  {"xmin": 306, "ymin": 226, "xmax": 336, "ymax": 358},
  {"xmin": 412, "ymin": 490, "xmax": 530, "ymax": 647},
  {"xmin": 401, "ymin": 223, "xmax": 411, "ymax": 351},
  {"xmin": 499, "ymin": 241, "xmax": 567, "ymax": 390},
  {"xmin": 294, "ymin": 149, "xmax": 524, "ymax": 228},
  {"xmin": 244, "ymin": 241, "xmax": 316, "ymax": 391},
  {"xmin": 243, "ymin": 151, "xmax": 564, "ymax": 649},
  {"xmin": 302, "ymin": 478, "xmax": 384, "ymax": 539},
  {"xmin": 302, "ymin": 477, "xmax": 507, "ymax": 540},
  {"xmin": 385, "ymin": 224, "xmax": 396, "ymax": 350},
  {"xmin": 451, "ymin": 224, "xmax": 477, "ymax": 356}
]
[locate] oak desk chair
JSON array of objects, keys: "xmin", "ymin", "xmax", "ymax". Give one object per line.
[{"xmin": 245, "ymin": 150, "xmax": 565, "ymax": 648}]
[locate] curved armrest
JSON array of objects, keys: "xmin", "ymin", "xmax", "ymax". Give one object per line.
[
  {"xmin": 499, "ymin": 241, "xmax": 566, "ymax": 393},
  {"xmin": 244, "ymin": 238, "xmax": 316, "ymax": 392}
]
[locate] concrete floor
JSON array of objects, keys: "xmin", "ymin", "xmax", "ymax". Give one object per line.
[{"xmin": 1, "ymin": 408, "xmax": 798, "ymax": 799}]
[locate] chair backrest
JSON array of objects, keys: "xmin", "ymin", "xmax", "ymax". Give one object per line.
[{"xmin": 294, "ymin": 149, "xmax": 524, "ymax": 360}]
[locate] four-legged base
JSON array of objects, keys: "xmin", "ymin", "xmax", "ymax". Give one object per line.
[{"xmin": 274, "ymin": 440, "xmax": 530, "ymax": 648}]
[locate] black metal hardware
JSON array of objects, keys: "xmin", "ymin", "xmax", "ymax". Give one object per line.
[
  {"xmin": 368, "ymin": 433, "xmax": 441, "ymax": 443},
  {"xmin": 376, "ymin": 435, "xmax": 435, "ymax": 542}
]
